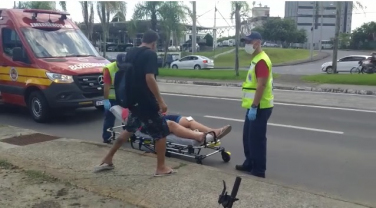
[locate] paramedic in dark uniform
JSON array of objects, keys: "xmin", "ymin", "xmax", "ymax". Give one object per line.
[
  {"xmin": 235, "ymin": 32, "xmax": 274, "ymax": 178},
  {"xmin": 101, "ymin": 54, "xmax": 127, "ymax": 144}
]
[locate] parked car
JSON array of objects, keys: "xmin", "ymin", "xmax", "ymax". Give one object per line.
[
  {"xmin": 170, "ymin": 55, "xmax": 214, "ymax": 70},
  {"xmin": 321, "ymin": 55, "xmax": 371, "ymax": 74},
  {"xmin": 263, "ymin": 42, "xmax": 280, "ymax": 47}
]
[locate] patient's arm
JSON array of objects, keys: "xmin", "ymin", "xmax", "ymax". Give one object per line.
[{"xmin": 166, "ymin": 121, "xmax": 213, "ymax": 143}]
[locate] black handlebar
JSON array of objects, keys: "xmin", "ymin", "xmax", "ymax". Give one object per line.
[{"xmin": 218, "ymin": 176, "xmax": 242, "ymax": 208}]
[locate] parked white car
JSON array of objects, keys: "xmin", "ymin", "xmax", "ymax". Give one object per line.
[
  {"xmin": 170, "ymin": 55, "xmax": 214, "ymax": 70},
  {"xmin": 321, "ymin": 55, "xmax": 371, "ymax": 74}
]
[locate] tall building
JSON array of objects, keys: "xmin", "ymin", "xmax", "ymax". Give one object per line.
[
  {"xmin": 284, "ymin": 1, "xmax": 352, "ymax": 47},
  {"xmin": 251, "ymin": 6, "xmax": 270, "ymax": 28}
]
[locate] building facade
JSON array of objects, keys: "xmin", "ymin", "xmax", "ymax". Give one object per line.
[
  {"xmin": 285, "ymin": 1, "xmax": 352, "ymax": 48},
  {"xmin": 251, "ymin": 6, "xmax": 270, "ymax": 28}
]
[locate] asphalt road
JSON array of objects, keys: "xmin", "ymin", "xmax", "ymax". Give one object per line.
[
  {"xmin": 273, "ymin": 50, "xmax": 372, "ymax": 75},
  {"xmin": 1, "ymin": 93, "xmax": 376, "ymax": 207}
]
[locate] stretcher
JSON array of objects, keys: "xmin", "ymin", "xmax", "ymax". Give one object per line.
[{"xmin": 106, "ymin": 105, "xmax": 231, "ymax": 164}]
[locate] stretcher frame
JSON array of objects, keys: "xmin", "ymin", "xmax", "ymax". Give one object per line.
[{"xmin": 106, "ymin": 110, "xmax": 231, "ymax": 164}]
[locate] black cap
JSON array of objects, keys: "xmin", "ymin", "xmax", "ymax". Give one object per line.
[
  {"xmin": 240, "ymin": 31, "xmax": 262, "ymax": 42},
  {"xmin": 116, "ymin": 53, "xmax": 127, "ymax": 68}
]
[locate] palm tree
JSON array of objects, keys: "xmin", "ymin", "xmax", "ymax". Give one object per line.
[
  {"xmin": 96, "ymin": 1, "xmax": 127, "ymax": 57},
  {"xmin": 16, "ymin": 1, "xmax": 56, "ymax": 10},
  {"xmin": 59, "ymin": 1, "xmax": 67, "ymax": 11},
  {"xmin": 158, "ymin": 1, "xmax": 190, "ymax": 65},
  {"xmin": 79, "ymin": 1, "xmax": 95, "ymax": 41},
  {"xmin": 15, "ymin": 1, "xmax": 66, "ymax": 11},
  {"xmin": 126, "ymin": 19, "xmax": 138, "ymax": 44},
  {"xmin": 111, "ymin": 12, "xmax": 126, "ymax": 22},
  {"xmin": 133, "ymin": 1, "xmax": 164, "ymax": 31},
  {"xmin": 231, "ymin": 1, "xmax": 250, "ymax": 76}
]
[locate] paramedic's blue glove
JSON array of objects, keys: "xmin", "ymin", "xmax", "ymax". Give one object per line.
[
  {"xmin": 103, "ymin": 99, "xmax": 111, "ymax": 111},
  {"xmin": 247, "ymin": 107, "xmax": 257, "ymax": 121}
]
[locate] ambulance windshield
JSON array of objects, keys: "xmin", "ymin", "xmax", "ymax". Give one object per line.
[{"xmin": 22, "ymin": 27, "xmax": 100, "ymax": 58}]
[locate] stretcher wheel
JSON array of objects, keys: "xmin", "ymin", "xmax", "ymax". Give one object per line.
[
  {"xmin": 221, "ymin": 151, "xmax": 231, "ymax": 163},
  {"xmin": 196, "ymin": 158, "xmax": 203, "ymax": 164}
]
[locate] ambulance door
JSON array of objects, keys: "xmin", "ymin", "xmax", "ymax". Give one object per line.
[{"xmin": 0, "ymin": 23, "xmax": 32, "ymax": 106}]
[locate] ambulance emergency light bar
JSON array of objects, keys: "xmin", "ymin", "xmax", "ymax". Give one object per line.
[{"xmin": 23, "ymin": 9, "xmax": 70, "ymax": 21}]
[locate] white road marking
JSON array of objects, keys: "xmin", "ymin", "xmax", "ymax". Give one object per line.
[
  {"xmin": 203, "ymin": 115, "xmax": 344, "ymax": 135},
  {"xmin": 161, "ymin": 92, "xmax": 376, "ymax": 114}
]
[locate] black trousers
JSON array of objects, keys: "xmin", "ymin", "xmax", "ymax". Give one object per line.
[{"xmin": 242, "ymin": 107, "xmax": 273, "ymax": 174}]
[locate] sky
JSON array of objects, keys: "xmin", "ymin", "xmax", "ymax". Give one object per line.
[{"xmin": 3, "ymin": 0, "xmax": 376, "ymax": 37}]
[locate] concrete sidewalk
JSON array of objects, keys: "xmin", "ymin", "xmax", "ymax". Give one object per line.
[{"xmin": 0, "ymin": 125, "xmax": 371, "ymax": 208}]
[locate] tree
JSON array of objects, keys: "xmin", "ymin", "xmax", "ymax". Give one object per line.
[
  {"xmin": 350, "ymin": 22, "xmax": 376, "ymax": 50},
  {"xmin": 111, "ymin": 12, "xmax": 126, "ymax": 22},
  {"xmin": 339, "ymin": 32, "xmax": 351, "ymax": 49},
  {"xmin": 79, "ymin": 2, "xmax": 95, "ymax": 41},
  {"xmin": 16, "ymin": 1, "xmax": 66, "ymax": 11},
  {"xmin": 231, "ymin": 1, "xmax": 250, "ymax": 76},
  {"xmin": 96, "ymin": 1, "xmax": 127, "ymax": 57},
  {"xmin": 204, "ymin": 34, "xmax": 213, "ymax": 47},
  {"xmin": 133, "ymin": 1, "xmax": 164, "ymax": 32},
  {"xmin": 261, "ymin": 17, "xmax": 307, "ymax": 43},
  {"xmin": 158, "ymin": 1, "xmax": 190, "ymax": 65},
  {"xmin": 59, "ymin": 1, "xmax": 66, "ymax": 11}
]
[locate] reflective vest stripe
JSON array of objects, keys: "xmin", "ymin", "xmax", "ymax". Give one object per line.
[{"xmin": 243, "ymin": 92, "xmax": 255, "ymax": 99}]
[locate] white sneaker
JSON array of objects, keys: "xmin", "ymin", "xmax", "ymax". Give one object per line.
[{"xmin": 93, "ymin": 163, "xmax": 114, "ymax": 173}]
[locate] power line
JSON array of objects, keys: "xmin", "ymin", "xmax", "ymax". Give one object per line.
[
  {"xmin": 216, "ymin": 8, "xmax": 231, "ymax": 27},
  {"xmin": 197, "ymin": 9, "xmax": 214, "ymax": 18}
]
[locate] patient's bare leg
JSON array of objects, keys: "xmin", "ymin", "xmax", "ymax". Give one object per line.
[
  {"xmin": 178, "ymin": 117, "xmax": 226, "ymax": 137},
  {"xmin": 167, "ymin": 121, "xmax": 210, "ymax": 143}
]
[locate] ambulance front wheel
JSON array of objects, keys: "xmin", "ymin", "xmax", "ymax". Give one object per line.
[{"xmin": 27, "ymin": 91, "xmax": 51, "ymax": 123}]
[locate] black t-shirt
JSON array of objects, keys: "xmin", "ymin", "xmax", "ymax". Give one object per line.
[{"xmin": 126, "ymin": 46, "xmax": 159, "ymax": 112}]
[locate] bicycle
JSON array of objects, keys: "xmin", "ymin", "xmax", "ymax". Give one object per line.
[{"xmin": 350, "ymin": 65, "xmax": 363, "ymax": 74}]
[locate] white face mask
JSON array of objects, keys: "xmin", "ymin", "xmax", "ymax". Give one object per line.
[{"xmin": 245, "ymin": 44, "xmax": 255, "ymax": 54}]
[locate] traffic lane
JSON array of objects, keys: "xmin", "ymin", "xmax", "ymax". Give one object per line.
[
  {"xmin": 0, "ymin": 106, "xmax": 106, "ymax": 141},
  {"xmin": 189, "ymin": 116, "xmax": 376, "ymax": 206},
  {"xmin": 1, "ymin": 105, "xmax": 376, "ymax": 205},
  {"xmin": 162, "ymin": 94, "xmax": 376, "ymax": 139}
]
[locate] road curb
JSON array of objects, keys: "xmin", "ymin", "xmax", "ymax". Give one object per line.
[{"xmin": 158, "ymin": 79, "xmax": 376, "ymax": 96}]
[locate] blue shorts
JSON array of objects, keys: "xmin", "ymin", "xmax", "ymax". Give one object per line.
[{"xmin": 164, "ymin": 114, "xmax": 182, "ymax": 123}]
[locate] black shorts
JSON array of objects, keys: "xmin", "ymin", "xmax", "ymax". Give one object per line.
[{"xmin": 124, "ymin": 107, "xmax": 170, "ymax": 140}]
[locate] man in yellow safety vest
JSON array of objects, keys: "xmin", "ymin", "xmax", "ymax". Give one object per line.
[
  {"xmin": 101, "ymin": 54, "xmax": 127, "ymax": 144},
  {"xmin": 235, "ymin": 31, "xmax": 274, "ymax": 178}
]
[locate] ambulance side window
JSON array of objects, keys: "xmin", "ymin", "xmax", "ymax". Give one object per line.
[{"xmin": 1, "ymin": 28, "xmax": 23, "ymax": 57}]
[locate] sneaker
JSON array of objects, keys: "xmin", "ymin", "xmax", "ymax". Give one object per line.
[{"xmin": 93, "ymin": 163, "xmax": 114, "ymax": 173}]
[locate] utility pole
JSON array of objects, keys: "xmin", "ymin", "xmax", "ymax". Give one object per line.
[
  {"xmin": 213, "ymin": 2, "xmax": 217, "ymax": 52},
  {"xmin": 319, "ymin": 1, "xmax": 323, "ymax": 52},
  {"xmin": 310, "ymin": 2, "xmax": 315, "ymax": 60},
  {"xmin": 332, "ymin": 1, "xmax": 341, "ymax": 74},
  {"xmin": 192, "ymin": 1, "xmax": 197, "ymax": 54}
]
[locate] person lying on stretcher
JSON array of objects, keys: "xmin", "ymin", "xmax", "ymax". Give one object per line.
[{"xmin": 121, "ymin": 108, "xmax": 232, "ymax": 144}]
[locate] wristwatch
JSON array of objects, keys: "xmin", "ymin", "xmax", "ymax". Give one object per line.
[{"xmin": 251, "ymin": 104, "xmax": 258, "ymax": 108}]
